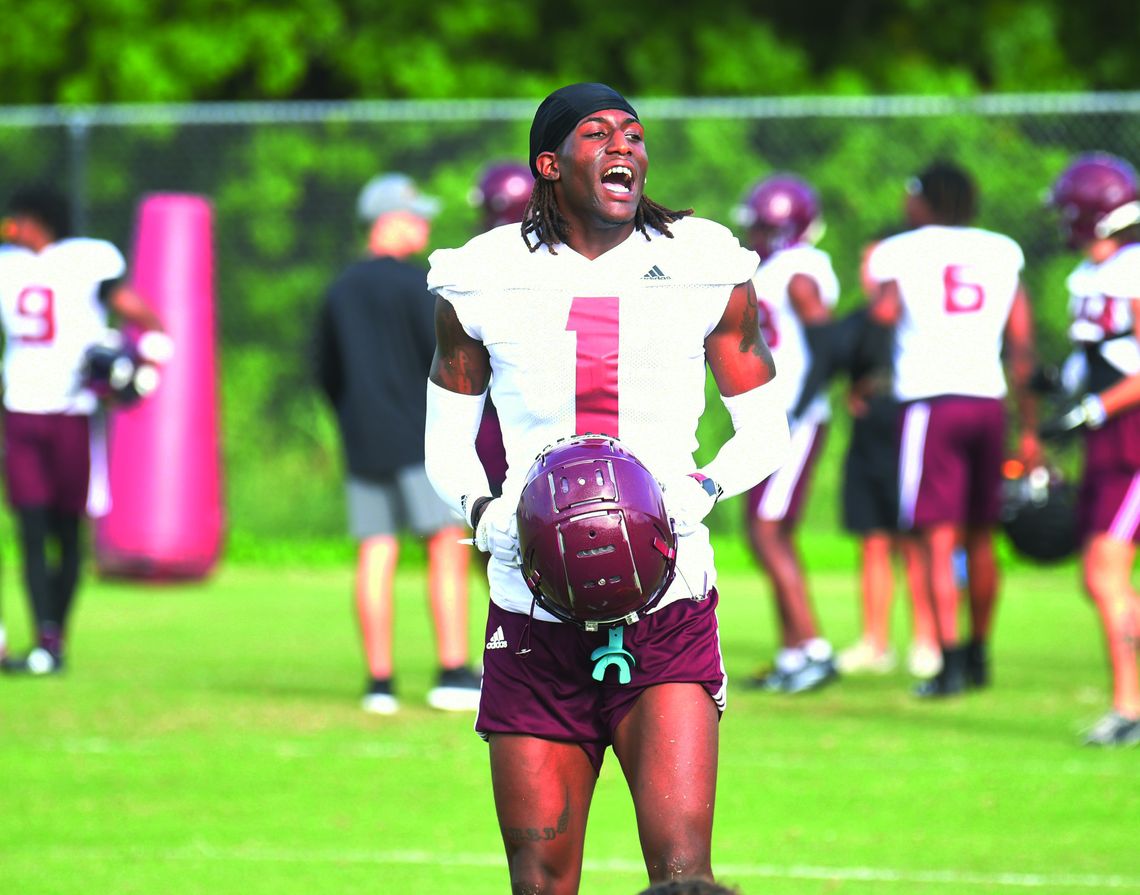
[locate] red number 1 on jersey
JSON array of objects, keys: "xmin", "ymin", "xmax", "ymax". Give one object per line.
[{"xmin": 566, "ymin": 296, "xmax": 620, "ymax": 437}]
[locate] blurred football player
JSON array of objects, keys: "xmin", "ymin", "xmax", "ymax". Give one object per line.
[
  {"xmin": 1041, "ymin": 152, "xmax": 1140, "ymax": 746},
  {"xmin": 425, "ymin": 83, "xmax": 789, "ymax": 891},
  {"xmin": 733, "ymin": 173, "xmax": 840, "ymax": 693},
  {"xmin": 468, "ymin": 161, "xmax": 535, "ymax": 496},
  {"xmin": 868, "ymin": 161, "xmax": 1041, "ymax": 697},
  {"xmin": 315, "ymin": 172, "xmax": 480, "ymax": 715},
  {"xmin": 837, "ymin": 229, "xmax": 940, "ymax": 680},
  {"xmin": 0, "ymin": 184, "xmax": 167, "ymax": 675}
]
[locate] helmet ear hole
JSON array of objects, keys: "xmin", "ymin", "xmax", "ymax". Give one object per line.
[{"xmin": 516, "ymin": 435, "xmax": 678, "ymax": 628}]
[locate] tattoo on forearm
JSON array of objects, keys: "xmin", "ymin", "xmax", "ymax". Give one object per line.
[{"xmin": 503, "ymin": 796, "xmax": 570, "ymax": 845}]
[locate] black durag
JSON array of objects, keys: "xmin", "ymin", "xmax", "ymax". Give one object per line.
[{"xmin": 528, "ymin": 83, "xmax": 639, "ymax": 177}]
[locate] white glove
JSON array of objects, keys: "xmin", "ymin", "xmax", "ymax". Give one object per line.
[
  {"xmin": 136, "ymin": 330, "xmax": 175, "ymax": 364},
  {"xmin": 660, "ymin": 474, "xmax": 720, "ymax": 535},
  {"xmin": 473, "ymin": 497, "xmax": 521, "ymax": 567}
]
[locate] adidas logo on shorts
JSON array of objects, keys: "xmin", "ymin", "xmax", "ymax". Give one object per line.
[{"xmin": 486, "ymin": 626, "xmax": 509, "ymax": 651}]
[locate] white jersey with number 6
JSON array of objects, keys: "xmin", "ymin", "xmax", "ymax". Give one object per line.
[
  {"xmin": 0, "ymin": 238, "xmax": 125, "ymax": 415},
  {"xmin": 428, "ymin": 217, "xmax": 760, "ymax": 617},
  {"xmin": 867, "ymin": 225, "xmax": 1024, "ymax": 402}
]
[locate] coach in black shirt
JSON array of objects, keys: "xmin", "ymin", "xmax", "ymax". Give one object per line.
[{"xmin": 315, "ymin": 172, "xmax": 481, "ymax": 715}]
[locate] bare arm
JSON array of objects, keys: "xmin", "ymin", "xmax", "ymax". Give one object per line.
[
  {"xmin": 108, "ymin": 283, "xmax": 164, "ymax": 332},
  {"xmin": 1003, "ymin": 282, "xmax": 1041, "ymax": 465},
  {"xmin": 787, "ymin": 272, "xmax": 830, "ymax": 325},
  {"xmin": 429, "ymin": 296, "xmax": 491, "ymax": 395},
  {"xmin": 704, "ymin": 280, "xmax": 777, "ymax": 397},
  {"xmin": 869, "ymin": 279, "xmax": 902, "ymax": 327}
]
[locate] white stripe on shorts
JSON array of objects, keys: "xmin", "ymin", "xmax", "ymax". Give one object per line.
[
  {"xmin": 1108, "ymin": 471, "xmax": 1140, "ymax": 542},
  {"xmin": 755, "ymin": 418, "xmax": 818, "ymax": 521},
  {"xmin": 897, "ymin": 402, "xmax": 930, "ymax": 530}
]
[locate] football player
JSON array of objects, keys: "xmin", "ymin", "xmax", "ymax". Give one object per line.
[
  {"xmin": 0, "ymin": 185, "xmax": 167, "ymax": 675},
  {"xmin": 424, "ymin": 83, "xmax": 790, "ymax": 891},
  {"xmin": 836, "ymin": 230, "xmax": 941, "ymax": 681},
  {"xmin": 867, "ymin": 161, "xmax": 1041, "ymax": 697},
  {"xmin": 733, "ymin": 173, "xmax": 840, "ymax": 693},
  {"xmin": 468, "ymin": 161, "xmax": 535, "ymax": 496},
  {"xmin": 1041, "ymin": 152, "xmax": 1140, "ymax": 746}
]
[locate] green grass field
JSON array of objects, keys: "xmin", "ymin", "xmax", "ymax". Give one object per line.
[{"xmin": 1, "ymin": 550, "xmax": 1137, "ymax": 895}]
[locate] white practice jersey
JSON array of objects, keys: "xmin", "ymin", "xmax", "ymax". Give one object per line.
[
  {"xmin": 1066, "ymin": 243, "xmax": 1140, "ymax": 376},
  {"xmin": 867, "ymin": 225, "xmax": 1024, "ymax": 402},
  {"xmin": 750, "ymin": 244, "xmax": 840, "ymax": 422},
  {"xmin": 0, "ymin": 238, "xmax": 124, "ymax": 414},
  {"xmin": 428, "ymin": 217, "xmax": 760, "ymax": 618}
]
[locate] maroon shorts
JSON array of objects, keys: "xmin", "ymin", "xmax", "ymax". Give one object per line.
[
  {"xmin": 897, "ymin": 396, "xmax": 1004, "ymax": 530},
  {"xmin": 746, "ymin": 420, "xmax": 827, "ymax": 524},
  {"xmin": 3, "ymin": 411, "xmax": 91, "ymax": 513},
  {"xmin": 476, "ymin": 590, "xmax": 726, "ymax": 774},
  {"xmin": 1078, "ymin": 413, "xmax": 1140, "ymax": 543}
]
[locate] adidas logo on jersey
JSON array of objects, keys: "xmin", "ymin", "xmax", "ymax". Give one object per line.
[
  {"xmin": 486, "ymin": 626, "xmax": 509, "ymax": 651},
  {"xmin": 641, "ymin": 265, "xmax": 670, "ymax": 280}
]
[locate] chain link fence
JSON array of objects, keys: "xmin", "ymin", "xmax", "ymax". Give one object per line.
[{"xmin": 2, "ymin": 93, "xmax": 1137, "ymax": 553}]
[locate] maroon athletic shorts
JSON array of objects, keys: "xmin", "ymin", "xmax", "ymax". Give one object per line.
[
  {"xmin": 897, "ymin": 396, "xmax": 1005, "ymax": 530},
  {"xmin": 1078, "ymin": 408, "xmax": 1140, "ymax": 543},
  {"xmin": 476, "ymin": 590, "xmax": 726, "ymax": 774},
  {"xmin": 3, "ymin": 410, "xmax": 91, "ymax": 513},
  {"xmin": 746, "ymin": 420, "xmax": 828, "ymax": 524}
]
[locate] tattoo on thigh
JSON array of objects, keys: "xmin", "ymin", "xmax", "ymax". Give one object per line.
[{"xmin": 503, "ymin": 795, "xmax": 571, "ymax": 845}]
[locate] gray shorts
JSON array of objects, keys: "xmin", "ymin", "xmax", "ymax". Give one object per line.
[{"xmin": 346, "ymin": 466, "xmax": 457, "ymax": 539}]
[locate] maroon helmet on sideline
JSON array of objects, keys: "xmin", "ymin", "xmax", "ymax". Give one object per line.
[
  {"xmin": 516, "ymin": 435, "xmax": 678, "ymax": 629},
  {"xmin": 734, "ymin": 173, "xmax": 824, "ymax": 258},
  {"xmin": 1047, "ymin": 152, "xmax": 1140, "ymax": 249},
  {"xmin": 471, "ymin": 162, "xmax": 534, "ymax": 229}
]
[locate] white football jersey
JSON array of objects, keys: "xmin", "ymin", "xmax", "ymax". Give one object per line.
[
  {"xmin": 750, "ymin": 244, "xmax": 840, "ymax": 422},
  {"xmin": 428, "ymin": 216, "xmax": 760, "ymax": 618},
  {"xmin": 0, "ymin": 239, "xmax": 124, "ymax": 414},
  {"xmin": 1066, "ymin": 243, "xmax": 1140, "ymax": 376},
  {"xmin": 867, "ymin": 225, "xmax": 1024, "ymax": 402}
]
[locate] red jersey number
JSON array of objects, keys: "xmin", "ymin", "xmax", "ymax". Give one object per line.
[
  {"xmin": 943, "ymin": 265, "xmax": 985, "ymax": 314},
  {"xmin": 15, "ymin": 286, "xmax": 56, "ymax": 343},
  {"xmin": 566, "ymin": 296, "xmax": 620, "ymax": 437}
]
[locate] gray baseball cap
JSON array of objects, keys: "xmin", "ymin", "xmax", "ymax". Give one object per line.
[{"xmin": 356, "ymin": 173, "xmax": 441, "ymax": 222}]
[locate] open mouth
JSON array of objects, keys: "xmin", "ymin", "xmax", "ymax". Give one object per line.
[{"xmin": 601, "ymin": 165, "xmax": 634, "ymax": 195}]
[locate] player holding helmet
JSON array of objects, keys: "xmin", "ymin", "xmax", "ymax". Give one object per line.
[
  {"xmin": 1041, "ymin": 152, "xmax": 1140, "ymax": 746},
  {"xmin": 733, "ymin": 173, "xmax": 840, "ymax": 693},
  {"xmin": 867, "ymin": 161, "xmax": 1041, "ymax": 698},
  {"xmin": 425, "ymin": 83, "xmax": 789, "ymax": 891}
]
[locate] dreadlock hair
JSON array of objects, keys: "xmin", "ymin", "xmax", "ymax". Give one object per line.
[
  {"xmin": 913, "ymin": 161, "xmax": 977, "ymax": 226},
  {"xmin": 520, "ymin": 177, "xmax": 693, "ymax": 253}
]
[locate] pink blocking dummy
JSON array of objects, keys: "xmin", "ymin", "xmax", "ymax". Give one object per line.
[{"xmin": 95, "ymin": 193, "xmax": 223, "ymax": 579}]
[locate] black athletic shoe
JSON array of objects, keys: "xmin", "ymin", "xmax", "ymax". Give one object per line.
[
  {"xmin": 1, "ymin": 647, "xmax": 63, "ymax": 676},
  {"xmin": 913, "ymin": 645, "xmax": 966, "ymax": 698},
  {"xmin": 965, "ymin": 639, "xmax": 990, "ymax": 689}
]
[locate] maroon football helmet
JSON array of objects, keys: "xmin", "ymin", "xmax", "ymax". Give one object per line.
[
  {"xmin": 516, "ymin": 435, "xmax": 678, "ymax": 629},
  {"xmin": 471, "ymin": 161, "xmax": 533, "ymax": 229},
  {"xmin": 734, "ymin": 173, "xmax": 823, "ymax": 258},
  {"xmin": 1047, "ymin": 153, "xmax": 1140, "ymax": 249}
]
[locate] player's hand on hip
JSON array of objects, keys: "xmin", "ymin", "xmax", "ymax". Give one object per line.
[
  {"xmin": 473, "ymin": 497, "xmax": 521, "ymax": 566},
  {"xmin": 660, "ymin": 473, "xmax": 721, "ymax": 535}
]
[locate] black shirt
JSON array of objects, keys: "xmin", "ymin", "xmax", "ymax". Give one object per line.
[{"xmin": 315, "ymin": 255, "xmax": 437, "ymax": 480}]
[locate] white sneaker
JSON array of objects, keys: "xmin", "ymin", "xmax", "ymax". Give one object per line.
[
  {"xmin": 427, "ymin": 666, "xmax": 482, "ymax": 712},
  {"xmin": 361, "ymin": 679, "xmax": 398, "ymax": 715},
  {"xmin": 836, "ymin": 640, "xmax": 897, "ymax": 675},
  {"xmin": 907, "ymin": 644, "xmax": 943, "ymax": 679}
]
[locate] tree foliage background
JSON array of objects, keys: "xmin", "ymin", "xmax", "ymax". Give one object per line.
[{"xmin": 0, "ymin": 1, "xmax": 1135, "ymax": 558}]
